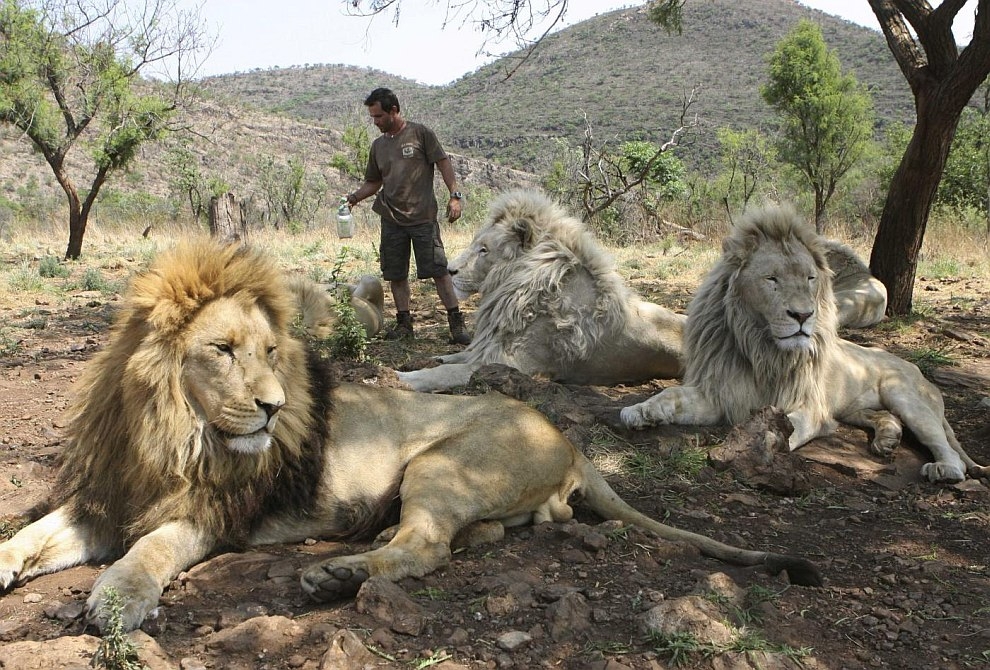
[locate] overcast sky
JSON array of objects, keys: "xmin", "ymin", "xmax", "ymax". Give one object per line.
[{"xmin": 182, "ymin": 1, "xmax": 978, "ymax": 85}]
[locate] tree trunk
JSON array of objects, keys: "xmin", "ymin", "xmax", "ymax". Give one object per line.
[
  {"xmin": 209, "ymin": 192, "xmax": 247, "ymax": 243},
  {"xmin": 65, "ymin": 206, "xmax": 87, "ymax": 261},
  {"xmin": 869, "ymin": 96, "xmax": 959, "ymax": 315}
]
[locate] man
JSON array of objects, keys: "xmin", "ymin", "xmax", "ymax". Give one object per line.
[{"xmin": 343, "ymin": 87, "xmax": 470, "ymax": 345}]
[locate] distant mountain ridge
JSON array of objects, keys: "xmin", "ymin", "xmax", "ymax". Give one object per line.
[{"xmin": 200, "ymin": 0, "xmax": 913, "ymax": 171}]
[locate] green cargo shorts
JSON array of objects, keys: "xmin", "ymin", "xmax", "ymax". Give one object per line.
[{"xmin": 379, "ymin": 218, "xmax": 450, "ymax": 280}]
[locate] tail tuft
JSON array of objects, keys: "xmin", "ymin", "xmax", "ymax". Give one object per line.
[{"xmin": 764, "ymin": 554, "xmax": 823, "ymax": 587}]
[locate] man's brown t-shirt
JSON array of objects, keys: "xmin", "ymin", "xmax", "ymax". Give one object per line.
[{"xmin": 366, "ymin": 121, "xmax": 447, "ymax": 226}]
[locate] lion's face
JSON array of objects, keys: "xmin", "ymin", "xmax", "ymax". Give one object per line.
[
  {"xmin": 734, "ymin": 239, "xmax": 823, "ymax": 352},
  {"xmin": 448, "ymin": 222, "xmax": 524, "ymax": 299},
  {"xmin": 180, "ymin": 296, "xmax": 286, "ymax": 454}
]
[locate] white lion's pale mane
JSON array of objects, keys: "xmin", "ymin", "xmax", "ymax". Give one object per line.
[
  {"xmin": 462, "ymin": 192, "xmax": 634, "ymax": 365},
  {"xmin": 684, "ymin": 207, "xmax": 838, "ymax": 427}
]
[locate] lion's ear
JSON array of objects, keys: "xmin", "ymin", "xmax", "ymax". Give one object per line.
[
  {"xmin": 721, "ymin": 229, "xmax": 757, "ymax": 268},
  {"xmin": 511, "ymin": 218, "xmax": 536, "ymax": 250}
]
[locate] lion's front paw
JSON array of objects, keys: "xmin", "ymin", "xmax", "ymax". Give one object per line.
[
  {"xmin": 620, "ymin": 404, "xmax": 658, "ymax": 430},
  {"xmin": 0, "ymin": 551, "xmax": 23, "ymax": 591},
  {"xmin": 921, "ymin": 461, "xmax": 966, "ymax": 484},
  {"xmin": 85, "ymin": 566, "xmax": 162, "ymax": 633},
  {"xmin": 300, "ymin": 560, "xmax": 370, "ymax": 602}
]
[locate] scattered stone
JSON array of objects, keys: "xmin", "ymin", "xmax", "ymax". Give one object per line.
[
  {"xmin": 640, "ymin": 595, "xmax": 735, "ymax": 647},
  {"xmin": 708, "ymin": 406, "xmax": 811, "ymax": 494},
  {"xmin": 546, "ymin": 591, "xmax": 591, "ymax": 641},
  {"xmin": 496, "ymin": 630, "xmax": 532, "ymax": 651},
  {"xmin": 355, "ymin": 577, "xmax": 425, "ymax": 636},
  {"xmin": 43, "ymin": 600, "xmax": 85, "ymax": 622},
  {"xmin": 204, "ymin": 615, "xmax": 305, "ymax": 654},
  {"xmin": 319, "ymin": 629, "xmax": 379, "ymax": 670}
]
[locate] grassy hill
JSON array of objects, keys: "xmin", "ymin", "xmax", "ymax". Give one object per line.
[
  {"xmin": 200, "ymin": 0, "xmax": 913, "ymax": 171},
  {"xmin": 1, "ymin": 0, "xmax": 916, "ymax": 237}
]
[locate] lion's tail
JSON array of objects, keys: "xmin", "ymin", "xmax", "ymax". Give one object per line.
[{"xmin": 574, "ymin": 455, "xmax": 822, "ymax": 587}]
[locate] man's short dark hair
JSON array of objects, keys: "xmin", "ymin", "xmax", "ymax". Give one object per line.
[{"xmin": 364, "ymin": 87, "xmax": 400, "ymax": 113}]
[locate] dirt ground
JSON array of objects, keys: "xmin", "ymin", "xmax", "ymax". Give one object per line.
[{"xmin": 0, "ymin": 268, "xmax": 988, "ymax": 670}]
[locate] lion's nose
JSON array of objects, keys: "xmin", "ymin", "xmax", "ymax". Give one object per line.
[
  {"xmin": 787, "ymin": 309, "xmax": 813, "ymax": 325},
  {"xmin": 256, "ymin": 399, "xmax": 283, "ymax": 419}
]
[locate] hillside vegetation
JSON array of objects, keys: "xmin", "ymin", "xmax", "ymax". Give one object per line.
[
  {"xmin": 200, "ymin": 0, "xmax": 913, "ymax": 171},
  {"xmin": 1, "ymin": 0, "xmax": 915, "ymax": 240}
]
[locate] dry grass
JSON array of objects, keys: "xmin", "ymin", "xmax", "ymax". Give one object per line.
[{"xmin": 2, "ymin": 212, "xmax": 987, "ymax": 319}]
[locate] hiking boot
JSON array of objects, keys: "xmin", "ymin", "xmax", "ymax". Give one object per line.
[
  {"xmin": 447, "ymin": 309, "xmax": 472, "ymax": 345},
  {"xmin": 385, "ymin": 311, "xmax": 414, "ymax": 340}
]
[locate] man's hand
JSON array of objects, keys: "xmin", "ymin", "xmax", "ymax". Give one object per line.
[{"xmin": 446, "ymin": 197, "xmax": 462, "ymax": 223}]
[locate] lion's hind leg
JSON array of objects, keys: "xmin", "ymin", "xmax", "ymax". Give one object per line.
[
  {"xmin": 941, "ymin": 418, "xmax": 990, "ymax": 480},
  {"xmin": 0, "ymin": 508, "xmax": 107, "ymax": 590},
  {"xmin": 301, "ymin": 452, "xmax": 490, "ymax": 602},
  {"xmin": 896, "ymin": 408, "xmax": 967, "ymax": 483}
]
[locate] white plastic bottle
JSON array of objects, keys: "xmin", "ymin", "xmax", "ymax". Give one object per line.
[{"xmin": 336, "ymin": 198, "xmax": 354, "ymax": 238}]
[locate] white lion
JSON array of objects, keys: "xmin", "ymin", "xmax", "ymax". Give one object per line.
[
  {"xmin": 620, "ymin": 204, "xmax": 988, "ymax": 484},
  {"xmin": 398, "ymin": 190, "xmax": 685, "ymax": 392},
  {"xmin": 823, "ymin": 239, "xmax": 887, "ymax": 328},
  {"xmin": 287, "ymin": 274, "xmax": 385, "ymax": 338}
]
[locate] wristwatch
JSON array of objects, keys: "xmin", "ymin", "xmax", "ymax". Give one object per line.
[{"xmin": 450, "ymin": 191, "xmax": 463, "ymax": 200}]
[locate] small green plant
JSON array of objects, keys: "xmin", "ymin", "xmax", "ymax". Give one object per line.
[
  {"xmin": 920, "ymin": 256, "xmax": 962, "ymax": 279},
  {"xmin": 90, "ymin": 587, "xmax": 145, "ymax": 670},
  {"xmin": 80, "ymin": 267, "xmax": 115, "ymax": 293},
  {"xmin": 7, "ymin": 265, "xmax": 47, "ymax": 292},
  {"xmin": 38, "ymin": 255, "xmax": 70, "ymax": 278},
  {"xmin": 649, "ymin": 627, "xmax": 812, "ymax": 666},
  {"xmin": 412, "ymin": 651, "xmax": 453, "ymax": 669},
  {"xmin": 662, "ymin": 445, "xmax": 708, "ymax": 479},
  {"xmin": 648, "ymin": 631, "xmax": 705, "ymax": 666},
  {"xmin": 904, "ymin": 346, "xmax": 956, "ymax": 375},
  {"xmin": 411, "ymin": 586, "xmax": 448, "ymax": 601},
  {"xmin": 326, "ymin": 296, "xmax": 369, "ymax": 361},
  {"xmin": 0, "ymin": 517, "xmax": 27, "ymax": 540},
  {"xmin": 726, "ymin": 629, "xmax": 812, "ymax": 660},
  {"xmin": 0, "ymin": 328, "xmax": 22, "ymax": 357}
]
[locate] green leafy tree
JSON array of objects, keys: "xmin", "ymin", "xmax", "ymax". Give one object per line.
[
  {"xmin": 936, "ymin": 82, "xmax": 990, "ymax": 229},
  {"xmin": 329, "ymin": 121, "xmax": 371, "ymax": 180},
  {"xmin": 257, "ymin": 156, "xmax": 328, "ymax": 231},
  {"xmin": 165, "ymin": 143, "xmax": 229, "ymax": 221},
  {"xmin": 717, "ymin": 127, "xmax": 776, "ymax": 215},
  {"xmin": 864, "ymin": 0, "xmax": 990, "ymax": 314},
  {"xmin": 761, "ymin": 19, "xmax": 875, "ymax": 233},
  {"xmin": 0, "ymin": 0, "xmax": 208, "ymax": 259},
  {"xmin": 621, "ymin": 141, "xmax": 687, "ymax": 200}
]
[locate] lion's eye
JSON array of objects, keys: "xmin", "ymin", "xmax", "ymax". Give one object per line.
[
  {"xmin": 767, "ymin": 276, "xmax": 778, "ymax": 285},
  {"xmin": 478, "ymin": 246, "xmax": 488, "ymax": 255},
  {"xmin": 267, "ymin": 345, "xmax": 278, "ymax": 361},
  {"xmin": 213, "ymin": 342, "xmax": 233, "ymax": 355}
]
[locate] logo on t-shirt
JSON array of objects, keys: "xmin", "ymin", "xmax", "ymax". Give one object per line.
[{"xmin": 402, "ymin": 145, "xmax": 415, "ymax": 158}]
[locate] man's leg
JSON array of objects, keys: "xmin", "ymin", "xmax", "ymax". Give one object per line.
[
  {"xmin": 381, "ymin": 219, "xmax": 415, "ymax": 339},
  {"xmin": 391, "ymin": 278, "xmax": 412, "ymax": 312},
  {"xmin": 433, "ymin": 273, "xmax": 458, "ymax": 310},
  {"xmin": 435, "ymin": 274, "xmax": 470, "ymax": 345}
]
